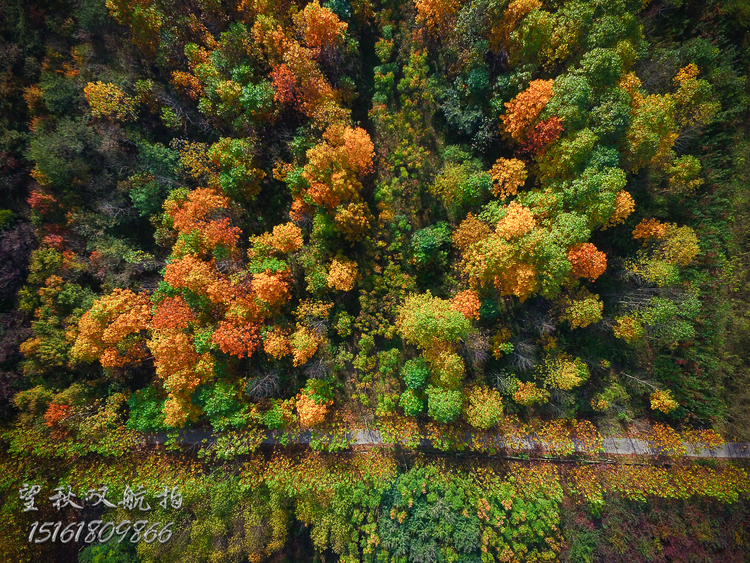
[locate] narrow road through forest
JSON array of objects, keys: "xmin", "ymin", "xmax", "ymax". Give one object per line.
[{"xmin": 147, "ymin": 429, "xmax": 750, "ymax": 459}]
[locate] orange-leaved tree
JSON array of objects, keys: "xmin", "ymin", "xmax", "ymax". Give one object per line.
[
  {"xmin": 501, "ymin": 79, "xmax": 554, "ymax": 142},
  {"xmin": 293, "ymin": 0, "xmax": 348, "ymax": 59},
  {"xmin": 301, "ymin": 124, "xmax": 374, "ymax": 211},
  {"xmin": 490, "ymin": 158, "xmax": 527, "ymax": 199},
  {"xmin": 164, "ymin": 187, "xmax": 241, "ymax": 258},
  {"xmin": 567, "ymin": 243, "xmax": 607, "ymax": 282},
  {"xmin": 414, "ymin": 0, "xmax": 460, "ymax": 36},
  {"xmin": 71, "ymin": 288, "xmax": 151, "ymax": 368}
]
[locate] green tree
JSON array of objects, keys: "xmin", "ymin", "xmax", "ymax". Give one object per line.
[{"xmin": 426, "ymin": 385, "xmax": 463, "ymax": 423}]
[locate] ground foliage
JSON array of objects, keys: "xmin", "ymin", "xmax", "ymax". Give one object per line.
[{"xmin": 1, "ymin": 445, "xmax": 749, "ymax": 562}]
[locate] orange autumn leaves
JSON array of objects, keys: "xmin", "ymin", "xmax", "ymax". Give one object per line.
[
  {"xmin": 299, "ymin": 124, "xmax": 374, "ymax": 211},
  {"xmin": 165, "ymin": 187, "xmax": 241, "ymax": 256},
  {"xmin": 72, "ymin": 182, "xmax": 304, "ymax": 426},
  {"xmin": 162, "ymin": 0, "xmax": 352, "ymax": 134},
  {"xmin": 212, "ymin": 321, "xmax": 261, "ymax": 359},
  {"xmin": 445, "ymin": 77, "xmax": 612, "ymax": 303},
  {"xmin": 164, "ymin": 255, "xmax": 228, "ymax": 303},
  {"xmin": 451, "ymin": 290, "xmax": 481, "ymax": 320},
  {"xmin": 490, "ymin": 158, "xmax": 527, "ymax": 199},
  {"xmin": 567, "ymin": 243, "xmax": 607, "ymax": 282},
  {"xmin": 71, "ymin": 288, "xmax": 151, "ymax": 368},
  {"xmin": 71, "ymin": 286, "xmax": 213, "ymax": 427},
  {"xmin": 455, "ymin": 204, "xmax": 608, "ymax": 302},
  {"xmin": 149, "ymin": 294, "xmax": 211, "ymax": 426},
  {"xmin": 293, "ymin": 0, "xmax": 348, "ymax": 57},
  {"xmin": 281, "ymin": 123, "xmax": 374, "ymax": 239},
  {"xmin": 152, "ymin": 296, "xmax": 194, "ymax": 330},
  {"xmin": 148, "ymin": 330, "xmax": 214, "ymax": 426},
  {"xmin": 501, "ymin": 79, "xmax": 554, "ymax": 142},
  {"xmin": 251, "ymin": 0, "xmax": 351, "ymax": 127}
]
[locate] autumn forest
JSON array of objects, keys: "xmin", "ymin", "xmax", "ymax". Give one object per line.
[{"xmin": 2, "ymin": 0, "xmax": 750, "ymax": 561}]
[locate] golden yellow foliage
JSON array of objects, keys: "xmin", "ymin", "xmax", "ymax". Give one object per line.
[
  {"xmin": 465, "ymin": 386, "xmax": 504, "ymax": 429},
  {"xmin": 428, "ymin": 350, "xmax": 465, "ymax": 389},
  {"xmin": 561, "ymin": 292, "xmax": 603, "ymax": 329},
  {"xmin": 603, "ymin": 191, "xmax": 636, "ymax": 229},
  {"xmin": 495, "ymin": 202, "xmax": 536, "ymax": 240},
  {"xmin": 490, "ymin": 158, "xmax": 527, "ymax": 198},
  {"xmin": 296, "ymin": 392, "xmax": 331, "ymax": 428},
  {"xmin": 633, "ymin": 220, "xmax": 700, "ymax": 266},
  {"xmin": 84, "ymin": 81, "xmax": 136, "ymax": 121},
  {"xmin": 674, "ymin": 63, "xmax": 700, "ymax": 84},
  {"xmin": 513, "ymin": 381, "xmax": 549, "ymax": 406},
  {"xmin": 613, "ymin": 315, "xmax": 645, "ymax": 344},
  {"xmin": 619, "ymin": 72, "xmax": 643, "ymax": 104},
  {"xmin": 414, "ymin": 0, "xmax": 460, "ymax": 34},
  {"xmin": 650, "ymin": 389, "xmax": 678, "ymax": 414},
  {"xmin": 290, "ymin": 325, "xmax": 321, "ymax": 366},
  {"xmin": 452, "ymin": 214, "xmax": 491, "ymax": 253},
  {"xmin": 263, "ymin": 327, "xmax": 291, "ymax": 359},
  {"xmin": 294, "ymin": 299, "xmax": 334, "ymax": 323},
  {"xmin": 673, "ymin": 65, "xmax": 719, "ymax": 129},
  {"xmin": 491, "ymin": 327, "xmax": 513, "ymax": 359},
  {"xmin": 163, "ymin": 394, "xmax": 202, "ymax": 428},
  {"xmin": 337, "ymin": 126, "xmax": 375, "ymax": 174},
  {"xmin": 544, "ymin": 357, "xmax": 588, "ymax": 391},
  {"xmin": 270, "ymin": 222, "xmax": 304, "ymax": 253},
  {"xmin": 591, "ymin": 396, "xmax": 610, "ymax": 412},
  {"xmin": 178, "ymin": 142, "xmax": 214, "ymax": 180},
  {"xmin": 334, "ymin": 202, "xmax": 371, "ymax": 241},
  {"xmin": 327, "ymin": 258, "xmax": 359, "ymax": 291},
  {"xmin": 661, "ymin": 224, "xmax": 700, "ymax": 266},
  {"xmin": 496, "ymin": 262, "xmax": 538, "ymax": 302},
  {"xmin": 148, "ymin": 328, "xmax": 214, "ymax": 427}
]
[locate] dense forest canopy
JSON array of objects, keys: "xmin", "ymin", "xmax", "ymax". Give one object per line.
[{"xmin": 2, "ymin": 0, "xmax": 750, "ymax": 561}]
